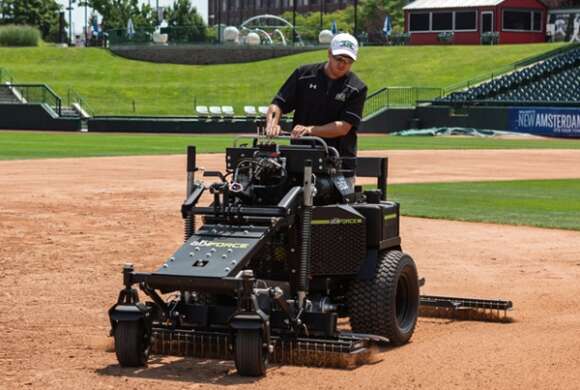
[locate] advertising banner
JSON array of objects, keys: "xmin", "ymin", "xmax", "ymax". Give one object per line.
[
  {"xmin": 547, "ymin": 10, "xmax": 580, "ymax": 42},
  {"xmin": 510, "ymin": 107, "xmax": 580, "ymax": 138}
]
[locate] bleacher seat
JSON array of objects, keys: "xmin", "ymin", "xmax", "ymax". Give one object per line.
[
  {"xmin": 258, "ymin": 106, "xmax": 269, "ymax": 116},
  {"xmin": 195, "ymin": 105, "xmax": 209, "ymax": 118},
  {"xmin": 209, "ymin": 106, "xmax": 222, "ymax": 120},
  {"xmin": 244, "ymin": 105, "xmax": 257, "ymax": 118},
  {"xmin": 221, "ymin": 106, "xmax": 234, "ymax": 120}
]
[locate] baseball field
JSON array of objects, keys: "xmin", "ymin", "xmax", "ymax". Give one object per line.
[{"xmin": 1, "ymin": 131, "xmax": 579, "ymax": 389}]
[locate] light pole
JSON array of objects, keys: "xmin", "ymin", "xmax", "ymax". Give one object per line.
[
  {"xmin": 320, "ymin": 0, "xmax": 324, "ymax": 30},
  {"xmin": 225, "ymin": 0, "xmax": 229, "ymax": 26},
  {"xmin": 353, "ymin": 0, "xmax": 358, "ymax": 37},
  {"xmin": 217, "ymin": 0, "xmax": 221, "ymax": 44},
  {"xmin": 67, "ymin": 0, "xmax": 75, "ymax": 45},
  {"xmin": 292, "ymin": 0, "xmax": 297, "ymax": 45},
  {"xmin": 81, "ymin": 1, "xmax": 88, "ymax": 46}
]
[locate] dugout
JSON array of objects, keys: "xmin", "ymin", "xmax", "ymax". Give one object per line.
[{"xmin": 404, "ymin": 0, "xmax": 548, "ymax": 45}]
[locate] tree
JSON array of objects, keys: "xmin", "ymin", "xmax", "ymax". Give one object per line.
[
  {"xmin": 89, "ymin": 0, "xmax": 155, "ymax": 31},
  {"xmin": 164, "ymin": 0, "xmax": 207, "ymax": 42},
  {"xmin": 279, "ymin": 0, "xmax": 408, "ymax": 44},
  {"xmin": 281, "ymin": 7, "xmax": 355, "ymax": 43},
  {"xmin": 0, "ymin": 0, "xmax": 62, "ymax": 41},
  {"xmin": 359, "ymin": 0, "xmax": 406, "ymax": 43}
]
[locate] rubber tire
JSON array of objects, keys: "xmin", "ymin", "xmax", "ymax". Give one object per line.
[
  {"xmin": 234, "ymin": 331, "xmax": 267, "ymax": 377},
  {"xmin": 348, "ymin": 250, "xmax": 419, "ymax": 346},
  {"xmin": 114, "ymin": 320, "xmax": 150, "ymax": 367}
]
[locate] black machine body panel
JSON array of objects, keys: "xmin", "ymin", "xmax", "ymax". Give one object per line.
[
  {"xmin": 354, "ymin": 201, "xmax": 400, "ymax": 248},
  {"xmin": 147, "ymin": 225, "xmax": 271, "ymax": 292},
  {"xmin": 310, "ymin": 205, "xmax": 367, "ymax": 276}
]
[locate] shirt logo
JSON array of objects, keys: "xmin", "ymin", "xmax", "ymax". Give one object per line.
[
  {"xmin": 309, "ymin": 83, "xmax": 317, "ymax": 90},
  {"xmin": 335, "ymin": 92, "xmax": 346, "ymax": 102}
]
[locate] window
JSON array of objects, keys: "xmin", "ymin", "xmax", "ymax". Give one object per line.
[
  {"xmin": 503, "ymin": 10, "xmax": 543, "ymax": 31},
  {"xmin": 456, "ymin": 11, "xmax": 476, "ymax": 30},
  {"xmin": 410, "ymin": 13, "xmax": 430, "ymax": 32},
  {"xmin": 409, "ymin": 10, "xmax": 477, "ymax": 32},
  {"xmin": 432, "ymin": 12, "xmax": 453, "ymax": 31},
  {"xmin": 533, "ymin": 11, "xmax": 542, "ymax": 31}
]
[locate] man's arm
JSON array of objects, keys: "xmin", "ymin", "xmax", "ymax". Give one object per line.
[
  {"xmin": 266, "ymin": 104, "xmax": 283, "ymax": 137},
  {"xmin": 267, "ymin": 68, "xmax": 300, "ymax": 136},
  {"xmin": 291, "ymin": 121, "xmax": 352, "ymax": 139}
]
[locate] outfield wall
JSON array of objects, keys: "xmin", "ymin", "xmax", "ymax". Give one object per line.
[
  {"xmin": 2, "ymin": 103, "xmax": 579, "ymax": 138},
  {"xmin": 88, "ymin": 117, "xmax": 257, "ymax": 133},
  {"xmin": 0, "ymin": 104, "xmax": 80, "ymax": 131},
  {"xmin": 361, "ymin": 105, "xmax": 580, "ymax": 138}
]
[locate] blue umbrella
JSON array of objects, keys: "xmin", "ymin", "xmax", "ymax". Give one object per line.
[
  {"xmin": 383, "ymin": 15, "xmax": 392, "ymax": 38},
  {"xmin": 91, "ymin": 15, "xmax": 99, "ymax": 34},
  {"xmin": 330, "ymin": 20, "xmax": 338, "ymax": 35}
]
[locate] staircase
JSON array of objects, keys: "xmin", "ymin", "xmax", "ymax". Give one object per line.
[{"xmin": 0, "ymin": 85, "xmax": 22, "ymax": 104}]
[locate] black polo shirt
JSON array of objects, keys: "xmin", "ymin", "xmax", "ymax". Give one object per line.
[{"xmin": 271, "ymin": 62, "xmax": 368, "ymax": 176}]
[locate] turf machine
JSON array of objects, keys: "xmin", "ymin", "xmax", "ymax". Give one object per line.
[{"xmin": 109, "ymin": 135, "xmax": 512, "ymax": 376}]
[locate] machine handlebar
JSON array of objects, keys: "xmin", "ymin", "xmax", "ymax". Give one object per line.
[{"xmin": 233, "ymin": 135, "xmax": 332, "ymax": 156}]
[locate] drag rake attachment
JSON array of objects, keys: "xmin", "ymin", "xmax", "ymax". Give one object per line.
[
  {"xmin": 150, "ymin": 327, "xmax": 385, "ymax": 370},
  {"xmin": 419, "ymin": 295, "xmax": 513, "ymax": 323},
  {"xmin": 270, "ymin": 335, "xmax": 385, "ymax": 369},
  {"xmin": 151, "ymin": 328, "xmax": 231, "ymax": 360}
]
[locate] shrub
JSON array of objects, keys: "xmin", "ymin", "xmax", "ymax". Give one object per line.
[
  {"xmin": 481, "ymin": 32, "xmax": 500, "ymax": 45},
  {"xmin": 437, "ymin": 31, "xmax": 454, "ymax": 44},
  {"xmin": 0, "ymin": 25, "xmax": 41, "ymax": 47}
]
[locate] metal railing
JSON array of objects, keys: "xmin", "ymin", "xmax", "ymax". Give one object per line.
[
  {"xmin": 67, "ymin": 88, "xmax": 94, "ymax": 116},
  {"xmin": 0, "ymin": 84, "xmax": 62, "ymax": 115},
  {"xmin": 363, "ymin": 87, "xmax": 387, "ymax": 118},
  {"xmin": 443, "ymin": 43, "xmax": 580, "ymax": 95},
  {"xmin": 363, "ymin": 87, "xmax": 443, "ymax": 119}
]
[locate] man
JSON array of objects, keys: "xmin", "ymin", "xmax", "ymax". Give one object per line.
[{"xmin": 265, "ymin": 32, "xmax": 368, "ymax": 179}]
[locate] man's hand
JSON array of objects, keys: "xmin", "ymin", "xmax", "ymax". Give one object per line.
[
  {"xmin": 266, "ymin": 123, "xmax": 281, "ymax": 137},
  {"xmin": 265, "ymin": 104, "xmax": 283, "ymax": 137},
  {"xmin": 291, "ymin": 125, "xmax": 313, "ymax": 139}
]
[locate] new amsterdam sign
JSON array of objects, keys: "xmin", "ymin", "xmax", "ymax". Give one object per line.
[{"xmin": 510, "ymin": 107, "xmax": 580, "ymax": 138}]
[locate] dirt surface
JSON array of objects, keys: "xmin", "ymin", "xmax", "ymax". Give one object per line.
[{"xmin": 1, "ymin": 149, "xmax": 580, "ymax": 390}]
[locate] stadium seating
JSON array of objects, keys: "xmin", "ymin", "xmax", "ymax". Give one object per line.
[
  {"xmin": 438, "ymin": 47, "xmax": 580, "ymax": 104},
  {"xmin": 209, "ymin": 106, "xmax": 223, "ymax": 120},
  {"xmin": 221, "ymin": 105, "xmax": 235, "ymax": 120},
  {"xmin": 244, "ymin": 105, "xmax": 257, "ymax": 119},
  {"xmin": 258, "ymin": 106, "xmax": 269, "ymax": 116},
  {"xmin": 0, "ymin": 84, "xmax": 21, "ymax": 104},
  {"xmin": 195, "ymin": 105, "xmax": 209, "ymax": 118}
]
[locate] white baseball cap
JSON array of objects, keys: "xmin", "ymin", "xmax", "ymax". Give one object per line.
[{"xmin": 330, "ymin": 33, "xmax": 359, "ymax": 61}]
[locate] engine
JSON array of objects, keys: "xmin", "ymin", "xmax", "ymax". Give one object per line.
[{"xmin": 225, "ymin": 140, "xmax": 353, "ymax": 207}]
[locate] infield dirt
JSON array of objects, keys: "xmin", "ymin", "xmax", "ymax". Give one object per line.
[{"xmin": 1, "ymin": 149, "xmax": 579, "ymax": 389}]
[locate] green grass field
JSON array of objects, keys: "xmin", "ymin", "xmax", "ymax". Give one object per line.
[
  {"xmin": 2, "ymin": 131, "xmax": 580, "ymax": 159},
  {"xmin": 0, "ymin": 43, "xmax": 564, "ymax": 115},
  {"xmin": 389, "ymin": 179, "xmax": 580, "ymax": 231}
]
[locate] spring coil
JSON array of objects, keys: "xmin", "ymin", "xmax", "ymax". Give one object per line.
[
  {"xmin": 298, "ymin": 206, "xmax": 312, "ymax": 292},
  {"xmin": 184, "ymin": 213, "xmax": 195, "ymax": 242}
]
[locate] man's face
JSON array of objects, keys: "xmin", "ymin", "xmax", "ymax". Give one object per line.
[{"xmin": 327, "ymin": 51, "xmax": 354, "ymax": 79}]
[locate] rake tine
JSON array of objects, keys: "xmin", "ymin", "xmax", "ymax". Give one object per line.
[{"xmin": 419, "ymin": 295, "xmax": 513, "ymax": 322}]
